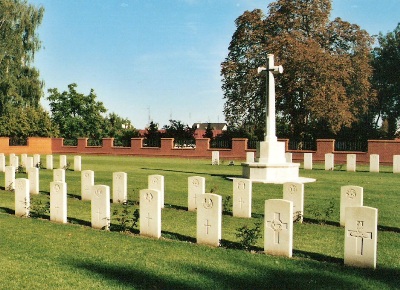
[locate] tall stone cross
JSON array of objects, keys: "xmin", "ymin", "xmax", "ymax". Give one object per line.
[{"xmin": 257, "ymin": 54, "xmax": 283, "ymax": 142}]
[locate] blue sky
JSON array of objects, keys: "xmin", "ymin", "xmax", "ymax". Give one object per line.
[{"xmin": 29, "ymin": 0, "xmax": 399, "ymax": 129}]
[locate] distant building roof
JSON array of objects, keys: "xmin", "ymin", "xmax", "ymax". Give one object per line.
[{"xmin": 193, "ymin": 123, "xmax": 227, "ymax": 131}]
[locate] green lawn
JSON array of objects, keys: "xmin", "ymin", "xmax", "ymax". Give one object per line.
[{"xmin": 0, "ymin": 155, "xmax": 399, "ymax": 289}]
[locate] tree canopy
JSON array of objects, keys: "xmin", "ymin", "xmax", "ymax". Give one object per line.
[
  {"xmin": 0, "ymin": 0, "xmax": 56, "ymax": 143},
  {"xmin": 221, "ymin": 0, "xmax": 374, "ymax": 140}
]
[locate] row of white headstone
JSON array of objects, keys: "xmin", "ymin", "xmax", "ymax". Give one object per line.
[
  {"xmin": 9, "ymin": 163, "xmax": 377, "ymax": 269},
  {"xmin": 190, "ymin": 176, "xmax": 377, "ymax": 269},
  {"xmin": 0, "ymin": 153, "xmax": 82, "ymax": 173}
]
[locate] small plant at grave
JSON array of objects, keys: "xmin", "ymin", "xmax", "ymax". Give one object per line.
[
  {"xmin": 30, "ymin": 198, "xmax": 50, "ymax": 219},
  {"xmin": 307, "ymin": 200, "xmax": 335, "ymax": 225},
  {"xmin": 293, "ymin": 211, "xmax": 303, "ymax": 223},
  {"xmin": 16, "ymin": 165, "xmax": 26, "ymax": 174},
  {"xmin": 209, "ymin": 184, "xmax": 218, "ymax": 193},
  {"xmin": 111, "ymin": 203, "xmax": 140, "ymax": 233},
  {"xmin": 63, "ymin": 162, "xmax": 71, "ymax": 171},
  {"xmin": 222, "ymin": 195, "xmax": 232, "ymax": 214},
  {"xmin": 6, "ymin": 182, "xmax": 14, "ymax": 192},
  {"xmin": 235, "ymin": 221, "xmax": 262, "ymax": 251},
  {"xmin": 35, "ymin": 162, "xmax": 44, "ymax": 169}
]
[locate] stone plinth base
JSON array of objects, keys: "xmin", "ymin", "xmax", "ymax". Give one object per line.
[{"xmin": 242, "ymin": 162, "xmax": 315, "ymax": 184}]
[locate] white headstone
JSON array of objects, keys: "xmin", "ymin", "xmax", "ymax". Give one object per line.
[
  {"xmin": 140, "ymin": 189, "xmax": 162, "ymax": 238},
  {"xmin": 347, "ymin": 154, "xmax": 356, "ymax": 172},
  {"xmin": 26, "ymin": 156, "xmax": 34, "ymax": 171},
  {"xmin": 74, "ymin": 155, "xmax": 82, "ymax": 171},
  {"xmin": 212, "ymin": 151, "xmax": 220, "ymax": 165},
  {"xmin": 11, "ymin": 155, "xmax": 19, "ymax": 169},
  {"xmin": 27, "ymin": 167, "xmax": 39, "ymax": 195},
  {"xmin": 148, "ymin": 175, "xmax": 164, "ymax": 208},
  {"xmin": 325, "ymin": 153, "xmax": 334, "ymax": 171},
  {"xmin": 246, "ymin": 152, "xmax": 255, "ymax": 163},
  {"xmin": 59, "ymin": 155, "xmax": 67, "ymax": 169},
  {"xmin": 21, "ymin": 154, "xmax": 27, "ymax": 167},
  {"xmin": 9, "ymin": 153, "xmax": 15, "ymax": 166},
  {"xmin": 393, "ymin": 155, "xmax": 400, "ymax": 173},
  {"xmin": 50, "ymin": 181, "xmax": 67, "ymax": 224},
  {"xmin": 344, "ymin": 206, "xmax": 378, "ymax": 269},
  {"xmin": 53, "ymin": 169, "xmax": 66, "ymax": 183},
  {"xmin": 15, "ymin": 178, "xmax": 30, "ymax": 217},
  {"xmin": 113, "ymin": 172, "xmax": 127, "ymax": 203},
  {"xmin": 5, "ymin": 166, "xmax": 15, "ymax": 190},
  {"xmin": 369, "ymin": 154, "xmax": 379, "ymax": 173},
  {"xmin": 81, "ymin": 170, "xmax": 94, "ymax": 201},
  {"xmin": 46, "ymin": 155, "xmax": 54, "ymax": 170},
  {"xmin": 196, "ymin": 193, "xmax": 222, "ymax": 247},
  {"xmin": 33, "ymin": 154, "xmax": 41, "ymax": 168},
  {"xmin": 304, "ymin": 153, "xmax": 313, "ymax": 170},
  {"xmin": 283, "ymin": 182, "xmax": 304, "ymax": 223},
  {"xmin": 188, "ymin": 176, "xmax": 205, "ymax": 212},
  {"xmin": 0, "ymin": 154, "xmax": 5, "ymax": 172},
  {"xmin": 264, "ymin": 199, "xmax": 293, "ymax": 258},
  {"xmin": 285, "ymin": 152, "xmax": 292, "ymax": 163},
  {"xmin": 91, "ymin": 185, "xmax": 110, "ymax": 230},
  {"xmin": 232, "ymin": 178, "xmax": 252, "ymax": 218},
  {"xmin": 340, "ymin": 185, "xmax": 363, "ymax": 227}
]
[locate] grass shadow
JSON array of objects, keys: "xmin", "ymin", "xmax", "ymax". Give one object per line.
[
  {"xmin": 162, "ymin": 230, "xmax": 196, "ymax": 243},
  {"xmin": 68, "ymin": 217, "xmax": 91, "ymax": 227},
  {"xmin": 141, "ymin": 167, "xmax": 242, "ymax": 180},
  {"xmin": 0, "ymin": 207, "xmax": 14, "ymax": 214}
]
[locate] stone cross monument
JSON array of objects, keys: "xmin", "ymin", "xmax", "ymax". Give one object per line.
[{"xmin": 241, "ymin": 54, "xmax": 315, "ymax": 184}]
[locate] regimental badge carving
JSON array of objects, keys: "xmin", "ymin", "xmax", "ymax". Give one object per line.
[
  {"xmin": 346, "ymin": 189, "xmax": 356, "ymax": 199},
  {"xmin": 94, "ymin": 189, "xmax": 102, "ymax": 198},
  {"xmin": 289, "ymin": 184, "xmax": 297, "ymax": 193},
  {"xmin": 145, "ymin": 192, "xmax": 153, "ymax": 202},
  {"xmin": 237, "ymin": 181, "xmax": 246, "ymax": 191},
  {"xmin": 54, "ymin": 184, "xmax": 61, "ymax": 192},
  {"xmin": 192, "ymin": 178, "xmax": 199, "ymax": 187},
  {"xmin": 202, "ymin": 197, "xmax": 213, "ymax": 209}
]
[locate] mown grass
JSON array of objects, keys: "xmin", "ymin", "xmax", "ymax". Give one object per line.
[{"xmin": 0, "ymin": 155, "xmax": 399, "ymax": 289}]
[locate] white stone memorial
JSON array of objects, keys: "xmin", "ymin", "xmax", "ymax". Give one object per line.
[
  {"xmin": 241, "ymin": 54, "xmax": 314, "ymax": 184},
  {"xmin": 15, "ymin": 178, "xmax": 30, "ymax": 217},
  {"xmin": 33, "ymin": 154, "xmax": 41, "ymax": 167},
  {"xmin": 283, "ymin": 182, "xmax": 304, "ymax": 223},
  {"xmin": 59, "ymin": 155, "xmax": 67, "ymax": 169},
  {"xmin": 246, "ymin": 152, "xmax": 255, "ymax": 163},
  {"xmin": 91, "ymin": 185, "xmax": 110, "ymax": 230},
  {"xmin": 344, "ymin": 206, "xmax": 378, "ymax": 269},
  {"xmin": 11, "ymin": 155, "xmax": 19, "ymax": 169},
  {"xmin": 26, "ymin": 156, "xmax": 34, "ymax": 170},
  {"xmin": 5, "ymin": 166, "xmax": 15, "ymax": 190},
  {"xmin": 9, "ymin": 153, "xmax": 15, "ymax": 166},
  {"xmin": 0, "ymin": 153, "xmax": 5, "ymax": 172},
  {"xmin": 393, "ymin": 155, "xmax": 400, "ymax": 173},
  {"xmin": 148, "ymin": 175, "xmax": 164, "ymax": 208},
  {"xmin": 21, "ymin": 154, "xmax": 27, "ymax": 167},
  {"xmin": 188, "ymin": 176, "xmax": 205, "ymax": 212},
  {"xmin": 50, "ymin": 181, "xmax": 67, "ymax": 224},
  {"xmin": 212, "ymin": 151, "xmax": 220, "ymax": 165},
  {"xmin": 304, "ymin": 153, "xmax": 313, "ymax": 170},
  {"xmin": 340, "ymin": 185, "xmax": 363, "ymax": 227},
  {"xmin": 264, "ymin": 199, "xmax": 293, "ymax": 258},
  {"xmin": 53, "ymin": 169, "xmax": 66, "ymax": 183},
  {"xmin": 196, "ymin": 193, "xmax": 222, "ymax": 247},
  {"xmin": 46, "ymin": 155, "xmax": 54, "ymax": 170},
  {"xmin": 232, "ymin": 178, "xmax": 252, "ymax": 218},
  {"xmin": 113, "ymin": 172, "xmax": 127, "ymax": 203},
  {"xmin": 140, "ymin": 189, "xmax": 161, "ymax": 238},
  {"xmin": 27, "ymin": 167, "xmax": 40, "ymax": 194},
  {"xmin": 74, "ymin": 155, "xmax": 82, "ymax": 171},
  {"xmin": 81, "ymin": 170, "xmax": 94, "ymax": 201},
  {"xmin": 347, "ymin": 154, "xmax": 356, "ymax": 172},
  {"xmin": 369, "ymin": 154, "xmax": 379, "ymax": 173},
  {"xmin": 325, "ymin": 153, "xmax": 334, "ymax": 171},
  {"xmin": 285, "ymin": 152, "xmax": 292, "ymax": 163}
]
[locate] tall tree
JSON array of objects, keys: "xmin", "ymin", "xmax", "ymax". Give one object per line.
[
  {"xmin": 372, "ymin": 23, "xmax": 400, "ymax": 138},
  {"xmin": 221, "ymin": 0, "xmax": 374, "ymax": 140},
  {"xmin": 47, "ymin": 83, "xmax": 107, "ymax": 142}
]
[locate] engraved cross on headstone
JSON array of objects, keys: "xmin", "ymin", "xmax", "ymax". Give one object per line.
[
  {"xmin": 348, "ymin": 221, "xmax": 372, "ymax": 255},
  {"xmin": 204, "ymin": 219, "xmax": 211, "ymax": 234},
  {"xmin": 266, "ymin": 212, "xmax": 288, "ymax": 244}
]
